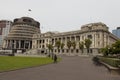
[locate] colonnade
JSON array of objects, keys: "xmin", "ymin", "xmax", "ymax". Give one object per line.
[{"xmin": 3, "ymin": 40, "xmax": 32, "ymax": 50}]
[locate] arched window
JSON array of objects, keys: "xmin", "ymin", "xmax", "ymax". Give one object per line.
[{"xmin": 14, "ymin": 19, "xmax": 18, "ymax": 22}]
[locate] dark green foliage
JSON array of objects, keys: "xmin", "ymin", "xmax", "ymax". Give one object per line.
[
  {"xmin": 55, "ymin": 40, "xmax": 61, "ymax": 50},
  {"xmin": 99, "ymin": 57, "xmax": 120, "ymax": 67},
  {"xmin": 71, "ymin": 41, "xmax": 76, "ymax": 49},
  {"xmin": 67, "ymin": 40, "xmax": 72, "ymax": 49},
  {"xmin": 92, "ymin": 56, "xmax": 99, "ymax": 63},
  {"xmin": 46, "ymin": 43, "xmax": 53, "ymax": 54},
  {"xmin": 100, "ymin": 46, "xmax": 109, "ymax": 56},
  {"xmin": 61, "ymin": 43, "xmax": 65, "ymax": 50},
  {"xmin": 101, "ymin": 40, "xmax": 120, "ymax": 56},
  {"xmin": 79, "ymin": 41, "xmax": 84, "ymax": 53},
  {"xmin": 84, "ymin": 39, "xmax": 92, "ymax": 53}
]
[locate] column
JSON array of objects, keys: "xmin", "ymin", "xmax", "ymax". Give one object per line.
[
  {"xmin": 19, "ymin": 40, "xmax": 21, "ymax": 49},
  {"xmin": 28, "ymin": 41, "xmax": 31, "ymax": 49},
  {"xmin": 74, "ymin": 36, "xmax": 77, "ymax": 41},
  {"xmin": 24, "ymin": 41, "xmax": 25, "ymax": 49},
  {"xmin": 5, "ymin": 40, "xmax": 8, "ymax": 48},
  {"xmin": 14, "ymin": 40, "xmax": 16, "ymax": 49},
  {"xmin": 65, "ymin": 37, "xmax": 67, "ymax": 48},
  {"xmin": 9, "ymin": 40, "xmax": 11, "ymax": 49}
]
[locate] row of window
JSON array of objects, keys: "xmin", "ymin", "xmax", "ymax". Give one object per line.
[
  {"xmin": 11, "ymin": 27, "xmax": 38, "ymax": 32},
  {"xmin": 10, "ymin": 30, "xmax": 35, "ymax": 34}
]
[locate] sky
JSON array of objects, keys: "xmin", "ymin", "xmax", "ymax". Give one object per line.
[{"xmin": 0, "ymin": 0, "xmax": 120, "ymax": 33}]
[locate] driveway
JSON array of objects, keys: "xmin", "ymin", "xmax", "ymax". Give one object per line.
[{"xmin": 0, "ymin": 56, "xmax": 120, "ymax": 80}]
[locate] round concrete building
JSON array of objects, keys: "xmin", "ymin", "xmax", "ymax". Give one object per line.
[{"xmin": 3, "ymin": 17, "xmax": 40, "ymax": 53}]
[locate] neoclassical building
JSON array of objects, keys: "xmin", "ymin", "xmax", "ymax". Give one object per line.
[
  {"xmin": 2, "ymin": 17, "xmax": 40, "ymax": 53},
  {"xmin": 32, "ymin": 22, "xmax": 119, "ymax": 55},
  {"xmin": 2, "ymin": 17, "xmax": 119, "ymax": 55}
]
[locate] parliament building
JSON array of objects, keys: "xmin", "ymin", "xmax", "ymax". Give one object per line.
[{"xmin": 2, "ymin": 17, "xmax": 119, "ymax": 55}]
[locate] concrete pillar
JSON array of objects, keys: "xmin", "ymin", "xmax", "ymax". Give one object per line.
[
  {"xmin": 28, "ymin": 41, "xmax": 31, "ymax": 49},
  {"xmin": 24, "ymin": 41, "xmax": 25, "ymax": 49},
  {"xmin": 70, "ymin": 36, "xmax": 71, "ymax": 41},
  {"xmin": 14, "ymin": 40, "xmax": 16, "ymax": 49},
  {"xmin": 37, "ymin": 40, "xmax": 38, "ymax": 48},
  {"xmin": 9, "ymin": 40, "xmax": 11, "ymax": 49},
  {"xmin": 5, "ymin": 40, "xmax": 8, "ymax": 48},
  {"xmin": 19, "ymin": 40, "xmax": 21, "ymax": 49},
  {"xmin": 74, "ymin": 36, "xmax": 77, "ymax": 41},
  {"xmin": 65, "ymin": 37, "xmax": 67, "ymax": 48}
]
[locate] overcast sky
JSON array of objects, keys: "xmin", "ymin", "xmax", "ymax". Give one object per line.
[{"xmin": 0, "ymin": 0, "xmax": 120, "ymax": 33}]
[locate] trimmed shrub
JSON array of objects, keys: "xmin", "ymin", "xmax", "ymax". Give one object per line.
[
  {"xmin": 92, "ymin": 56, "xmax": 102, "ymax": 66},
  {"xmin": 99, "ymin": 57, "xmax": 120, "ymax": 67}
]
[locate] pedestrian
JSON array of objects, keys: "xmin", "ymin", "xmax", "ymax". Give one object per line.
[{"xmin": 54, "ymin": 54, "xmax": 57, "ymax": 63}]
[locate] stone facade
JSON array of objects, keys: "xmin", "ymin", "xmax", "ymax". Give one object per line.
[
  {"xmin": 32, "ymin": 22, "xmax": 119, "ymax": 55},
  {"xmin": 2, "ymin": 17, "xmax": 40, "ymax": 53},
  {"xmin": 0, "ymin": 20, "xmax": 12, "ymax": 47}
]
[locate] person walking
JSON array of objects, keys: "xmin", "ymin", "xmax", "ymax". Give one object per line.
[{"xmin": 54, "ymin": 54, "xmax": 57, "ymax": 63}]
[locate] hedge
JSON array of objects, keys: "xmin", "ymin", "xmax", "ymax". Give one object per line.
[{"xmin": 99, "ymin": 57, "xmax": 120, "ymax": 67}]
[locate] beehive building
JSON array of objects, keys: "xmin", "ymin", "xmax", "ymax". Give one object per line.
[{"xmin": 2, "ymin": 17, "xmax": 40, "ymax": 53}]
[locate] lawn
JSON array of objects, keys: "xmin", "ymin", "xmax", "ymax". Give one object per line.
[{"xmin": 0, "ymin": 56, "xmax": 54, "ymax": 72}]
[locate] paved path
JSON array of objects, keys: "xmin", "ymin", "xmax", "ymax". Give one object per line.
[{"xmin": 0, "ymin": 56, "xmax": 120, "ymax": 80}]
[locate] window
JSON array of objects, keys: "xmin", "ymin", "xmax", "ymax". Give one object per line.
[
  {"xmin": 55, "ymin": 49, "xmax": 56, "ymax": 52},
  {"xmin": 98, "ymin": 41, "xmax": 100, "ymax": 46},
  {"xmin": 71, "ymin": 49, "xmax": 73, "ymax": 53},
  {"xmin": 76, "ymin": 49, "xmax": 79, "ymax": 53},
  {"xmin": 82, "ymin": 36, "xmax": 84, "ymax": 40},
  {"xmin": 66, "ymin": 49, "xmax": 69, "ymax": 53},
  {"xmin": 42, "ymin": 45, "xmax": 44, "ymax": 48},
  {"xmin": 88, "ymin": 35, "xmax": 92, "ymax": 39},
  {"xmin": 62, "ymin": 50, "xmax": 64, "ymax": 53},
  {"xmin": 97, "ymin": 34, "xmax": 100, "ymax": 38}
]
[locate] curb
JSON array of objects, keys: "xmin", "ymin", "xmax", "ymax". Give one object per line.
[{"xmin": 99, "ymin": 61, "xmax": 120, "ymax": 74}]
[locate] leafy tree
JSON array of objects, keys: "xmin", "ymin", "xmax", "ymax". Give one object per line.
[
  {"xmin": 79, "ymin": 41, "xmax": 84, "ymax": 53},
  {"xmin": 100, "ymin": 46, "xmax": 109, "ymax": 56},
  {"xmin": 46, "ymin": 43, "xmax": 53, "ymax": 56},
  {"xmin": 67, "ymin": 40, "xmax": 72, "ymax": 49},
  {"xmin": 100, "ymin": 40, "xmax": 120, "ymax": 57},
  {"xmin": 71, "ymin": 41, "xmax": 76, "ymax": 49},
  {"xmin": 113, "ymin": 40, "xmax": 120, "ymax": 48},
  {"xmin": 61, "ymin": 43, "xmax": 65, "ymax": 50},
  {"xmin": 84, "ymin": 39, "xmax": 92, "ymax": 53},
  {"xmin": 112, "ymin": 40, "xmax": 120, "ymax": 54},
  {"xmin": 55, "ymin": 40, "xmax": 61, "ymax": 53}
]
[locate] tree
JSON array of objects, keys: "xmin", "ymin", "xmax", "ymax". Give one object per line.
[
  {"xmin": 79, "ymin": 41, "xmax": 84, "ymax": 54},
  {"xmin": 67, "ymin": 40, "xmax": 72, "ymax": 53},
  {"xmin": 100, "ymin": 46, "xmax": 109, "ymax": 56},
  {"xmin": 46, "ymin": 43, "xmax": 53, "ymax": 56},
  {"xmin": 112, "ymin": 40, "xmax": 120, "ymax": 54},
  {"xmin": 84, "ymin": 39, "xmax": 92, "ymax": 53},
  {"xmin": 71, "ymin": 41, "xmax": 76, "ymax": 49},
  {"xmin": 55, "ymin": 40, "xmax": 61, "ymax": 53},
  {"xmin": 100, "ymin": 40, "xmax": 120, "ymax": 57},
  {"xmin": 61, "ymin": 43, "xmax": 65, "ymax": 50},
  {"xmin": 67, "ymin": 40, "xmax": 72, "ymax": 50}
]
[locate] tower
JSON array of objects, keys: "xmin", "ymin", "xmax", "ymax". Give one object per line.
[{"xmin": 3, "ymin": 17, "xmax": 40, "ymax": 53}]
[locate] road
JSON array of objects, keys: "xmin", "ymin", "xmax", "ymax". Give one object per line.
[{"xmin": 0, "ymin": 56, "xmax": 120, "ymax": 80}]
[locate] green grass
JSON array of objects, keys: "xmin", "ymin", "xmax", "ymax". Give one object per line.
[{"xmin": 0, "ymin": 56, "xmax": 54, "ymax": 72}]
